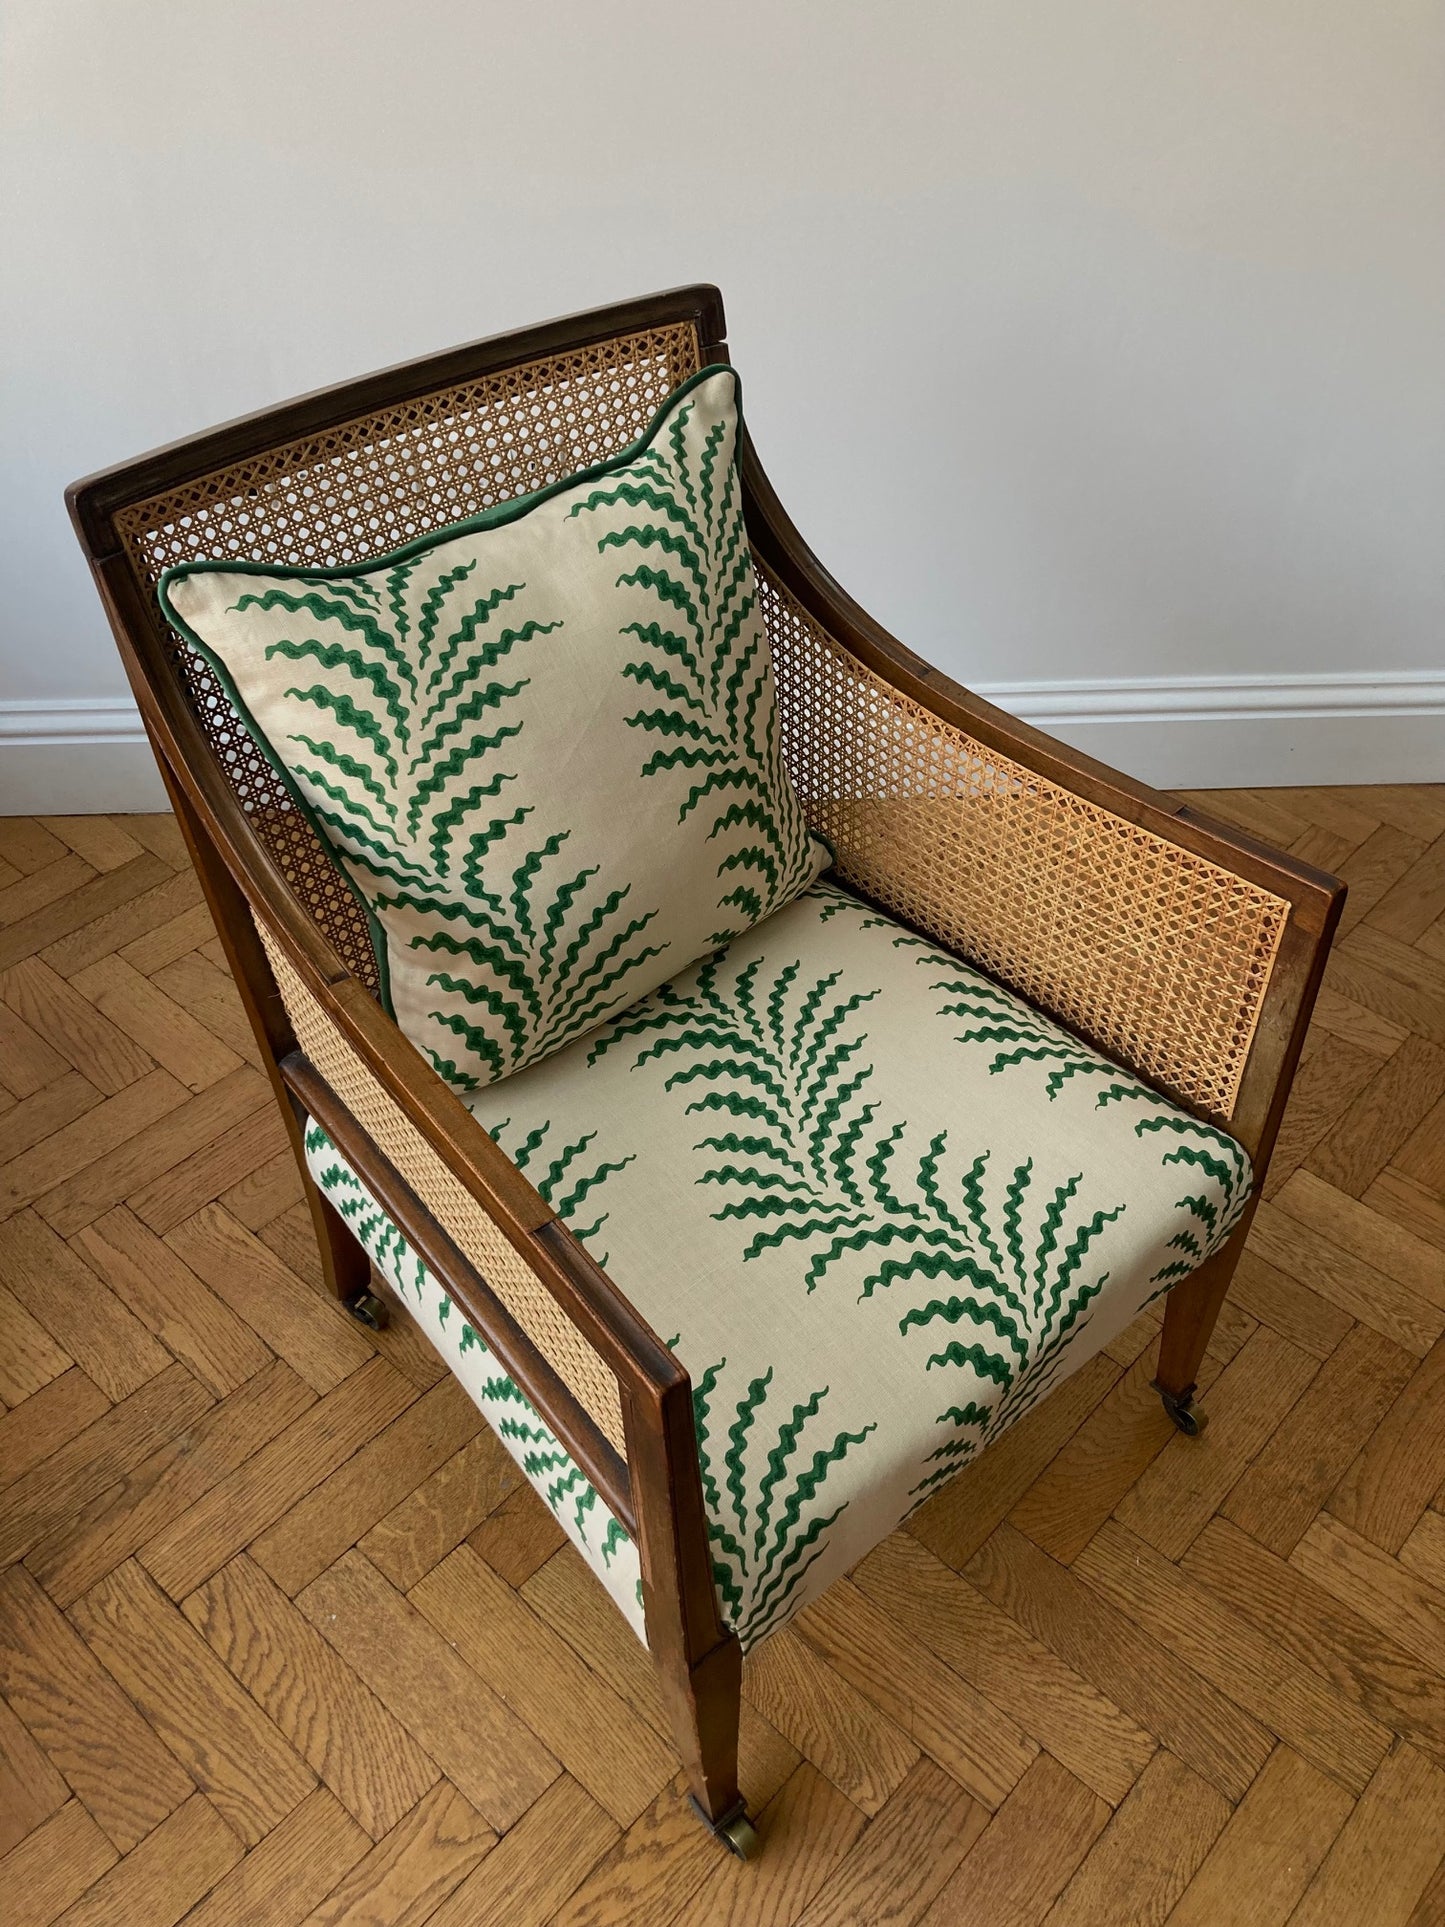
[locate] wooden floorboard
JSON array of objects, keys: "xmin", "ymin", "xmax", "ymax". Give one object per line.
[{"xmin": 1, "ymin": 792, "xmax": 1443, "ymax": 1924}]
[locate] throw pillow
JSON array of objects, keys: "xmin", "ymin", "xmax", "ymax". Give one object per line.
[{"xmin": 159, "ymin": 367, "xmax": 829, "ymax": 1091}]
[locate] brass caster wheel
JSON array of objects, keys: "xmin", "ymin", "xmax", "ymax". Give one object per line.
[
  {"xmin": 719, "ymin": 1813, "xmax": 761, "ymax": 1861},
  {"xmin": 689, "ymin": 1795, "xmax": 761, "ymax": 1861},
  {"xmin": 347, "ymin": 1288, "xmax": 389, "ymax": 1331},
  {"xmin": 1153, "ymin": 1379, "xmax": 1208, "ymax": 1437}
]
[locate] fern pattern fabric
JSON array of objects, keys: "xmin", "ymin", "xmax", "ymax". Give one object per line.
[
  {"xmin": 307, "ymin": 882, "xmax": 1252, "ymax": 1652},
  {"xmin": 300, "ymin": 1121, "xmax": 648, "ymax": 1642},
  {"xmin": 158, "ymin": 367, "xmax": 828, "ymax": 1093}
]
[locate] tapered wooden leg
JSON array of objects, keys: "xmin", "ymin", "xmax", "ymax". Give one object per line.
[
  {"xmin": 154, "ymin": 742, "xmax": 374, "ymax": 1316},
  {"xmin": 1154, "ymin": 1224, "xmax": 1250, "ymax": 1434},
  {"xmin": 659, "ymin": 1635, "xmax": 757, "ymax": 1858},
  {"xmin": 628, "ymin": 1371, "xmax": 758, "ymax": 1856},
  {"xmin": 292, "ymin": 1108, "xmax": 374, "ymax": 1309},
  {"xmin": 664, "ymin": 1635, "xmax": 742, "ymax": 1816}
]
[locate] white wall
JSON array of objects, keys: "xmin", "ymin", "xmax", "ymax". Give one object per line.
[{"xmin": 3, "ymin": 0, "xmax": 1442, "ymax": 809}]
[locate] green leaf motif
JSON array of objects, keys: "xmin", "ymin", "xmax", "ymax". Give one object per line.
[
  {"xmin": 910, "ymin": 951, "xmax": 1160, "ymax": 1104},
  {"xmin": 167, "ymin": 372, "xmax": 830, "ymax": 1097},
  {"xmin": 1135, "ymin": 1111, "xmax": 1254, "ymax": 1279},
  {"xmin": 570, "ymin": 397, "xmax": 820, "ymax": 936},
  {"xmin": 691, "ymin": 1356, "xmax": 874, "ymax": 1647},
  {"xmin": 487, "ymin": 1116, "xmax": 635, "ymax": 1267},
  {"xmin": 304, "ymin": 1120, "xmax": 635, "ymax": 1567},
  {"xmin": 219, "ymin": 554, "xmax": 675, "ymax": 1092},
  {"xmin": 585, "ymin": 883, "xmax": 1143, "ymax": 1491}
]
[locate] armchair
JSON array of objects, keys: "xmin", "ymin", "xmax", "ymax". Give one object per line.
[{"xmin": 68, "ymin": 285, "xmax": 1342, "ymax": 1859}]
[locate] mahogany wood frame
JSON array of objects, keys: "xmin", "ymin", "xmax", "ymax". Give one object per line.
[{"xmin": 67, "ymin": 284, "xmax": 1343, "ymax": 1848}]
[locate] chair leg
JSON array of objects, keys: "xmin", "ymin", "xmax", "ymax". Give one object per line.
[
  {"xmin": 1153, "ymin": 1234, "xmax": 1246, "ymax": 1436},
  {"xmin": 290, "ymin": 1104, "xmax": 387, "ymax": 1329},
  {"xmin": 660, "ymin": 1635, "xmax": 758, "ymax": 1859},
  {"xmin": 304, "ymin": 1174, "xmax": 382, "ymax": 1321},
  {"xmin": 153, "ymin": 747, "xmax": 382, "ymax": 1328},
  {"xmin": 632, "ymin": 1374, "xmax": 756, "ymax": 1855}
]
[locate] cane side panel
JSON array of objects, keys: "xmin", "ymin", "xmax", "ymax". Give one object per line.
[
  {"xmin": 113, "ymin": 324, "xmax": 704, "ymax": 994},
  {"xmin": 760, "ymin": 567, "xmax": 1289, "ymax": 1121},
  {"xmin": 256, "ymin": 923, "xmax": 628, "ymax": 1456}
]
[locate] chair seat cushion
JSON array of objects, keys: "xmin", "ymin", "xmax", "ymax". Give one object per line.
[
  {"xmin": 305, "ymin": 880, "xmax": 1251, "ymax": 1650},
  {"xmin": 159, "ymin": 366, "xmax": 828, "ymax": 1096}
]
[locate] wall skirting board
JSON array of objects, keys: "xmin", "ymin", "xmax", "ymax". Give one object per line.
[
  {"xmin": 2, "ymin": 674, "xmax": 1442, "ymax": 815},
  {"xmin": 977, "ymin": 670, "xmax": 1445, "ymax": 793},
  {"xmin": 1, "ymin": 698, "xmax": 170, "ymax": 814}
]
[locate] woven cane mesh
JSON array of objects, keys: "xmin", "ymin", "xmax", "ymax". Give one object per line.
[
  {"xmin": 256, "ymin": 923, "xmax": 628, "ymax": 1456},
  {"xmin": 759, "ymin": 567, "xmax": 1289, "ymax": 1121},
  {"xmin": 114, "ymin": 324, "xmax": 703, "ymax": 991}
]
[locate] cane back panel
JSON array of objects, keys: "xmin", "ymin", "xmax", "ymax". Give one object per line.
[
  {"xmin": 758, "ymin": 565, "xmax": 1290, "ymax": 1123},
  {"xmin": 113, "ymin": 323, "xmax": 705, "ymax": 991}
]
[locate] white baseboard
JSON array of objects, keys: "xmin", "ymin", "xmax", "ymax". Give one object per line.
[
  {"xmin": 0, "ymin": 699, "xmax": 169, "ymax": 814},
  {"xmin": 2, "ymin": 673, "xmax": 1441, "ymax": 814},
  {"xmin": 974, "ymin": 669, "xmax": 1445, "ymax": 790}
]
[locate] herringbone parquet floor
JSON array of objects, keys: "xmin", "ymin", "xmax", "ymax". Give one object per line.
[{"xmin": 1, "ymin": 787, "xmax": 1444, "ymax": 1926}]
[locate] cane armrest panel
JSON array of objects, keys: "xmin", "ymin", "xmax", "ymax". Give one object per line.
[
  {"xmin": 757, "ymin": 562, "xmax": 1295, "ymax": 1130},
  {"xmin": 255, "ymin": 918, "xmax": 631, "ymax": 1459}
]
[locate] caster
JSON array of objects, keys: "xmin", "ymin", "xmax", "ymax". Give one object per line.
[
  {"xmin": 1153, "ymin": 1379, "xmax": 1207, "ymax": 1437},
  {"xmin": 689, "ymin": 1795, "xmax": 761, "ymax": 1861},
  {"xmin": 719, "ymin": 1813, "xmax": 761, "ymax": 1861},
  {"xmin": 346, "ymin": 1288, "xmax": 389, "ymax": 1331}
]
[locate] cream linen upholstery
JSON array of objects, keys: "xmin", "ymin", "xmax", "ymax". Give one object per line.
[{"xmin": 305, "ymin": 880, "xmax": 1250, "ymax": 1650}]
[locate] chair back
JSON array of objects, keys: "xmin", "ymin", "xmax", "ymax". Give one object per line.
[{"xmin": 75, "ymin": 294, "xmax": 719, "ymax": 989}]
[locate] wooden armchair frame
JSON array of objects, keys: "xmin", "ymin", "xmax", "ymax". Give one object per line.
[{"xmin": 68, "ymin": 284, "xmax": 1343, "ymax": 1855}]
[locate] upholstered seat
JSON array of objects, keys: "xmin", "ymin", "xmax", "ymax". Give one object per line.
[{"xmin": 304, "ymin": 877, "xmax": 1250, "ymax": 1650}]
